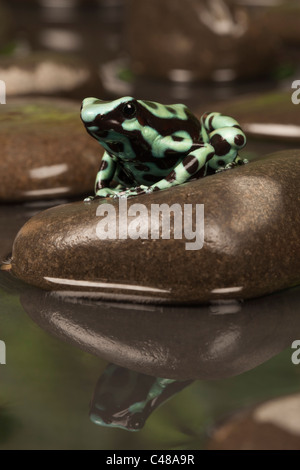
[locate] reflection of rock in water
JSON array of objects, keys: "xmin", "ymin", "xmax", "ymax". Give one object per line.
[
  {"xmin": 90, "ymin": 364, "xmax": 191, "ymax": 431},
  {"xmin": 20, "ymin": 285, "xmax": 300, "ymax": 380}
]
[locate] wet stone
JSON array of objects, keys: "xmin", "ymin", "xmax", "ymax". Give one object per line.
[
  {"xmin": 0, "ymin": 201, "xmax": 70, "ymax": 261},
  {"xmin": 212, "ymin": 91, "xmax": 300, "ymax": 143},
  {"xmin": 0, "ymin": 98, "xmax": 101, "ymax": 201},
  {"xmin": 10, "ymin": 149, "xmax": 300, "ymax": 304}
]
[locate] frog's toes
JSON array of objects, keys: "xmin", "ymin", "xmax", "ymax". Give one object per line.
[
  {"xmin": 135, "ymin": 185, "xmax": 149, "ymax": 194},
  {"xmin": 215, "ymin": 162, "xmax": 235, "ymax": 173},
  {"xmin": 145, "ymin": 187, "xmax": 154, "ymax": 194},
  {"xmin": 84, "ymin": 196, "xmax": 95, "ymax": 202},
  {"xmin": 115, "ymin": 185, "xmax": 150, "ymax": 198},
  {"xmin": 113, "ymin": 189, "xmax": 131, "ymax": 198},
  {"xmin": 215, "ymin": 157, "xmax": 249, "ymax": 173},
  {"xmin": 95, "ymin": 188, "xmax": 120, "ymax": 198}
]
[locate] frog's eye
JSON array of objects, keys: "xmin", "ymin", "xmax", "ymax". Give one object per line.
[{"xmin": 122, "ymin": 102, "xmax": 136, "ymax": 119}]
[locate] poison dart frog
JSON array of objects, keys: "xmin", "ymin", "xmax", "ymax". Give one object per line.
[{"xmin": 80, "ymin": 96, "xmax": 247, "ymax": 200}]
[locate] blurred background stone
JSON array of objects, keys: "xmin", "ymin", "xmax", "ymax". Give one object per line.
[
  {"xmin": 0, "ymin": 1, "xmax": 16, "ymax": 52},
  {"xmin": 206, "ymin": 394, "xmax": 300, "ymax": 450},
  {"xmin": 265, "ymin": 0, "xmax": 300, "ymax": 47},
  {"xmin": 0, "ymin": 0, "xmax": 126, "ymax": 99},
  {"xmin": 0, "ymin": 52, "xmax": 97, "ymax": 98},
  {"xmin": 206, "ymin": 90, "xmax": 300, "ymax": 143},
  {"xmin": 0, "ymin": 98, "xmax": 101, "ymax": 201},
  {"xmin": 126, "ymin": 0, "xmax": 279, "ymax": 83}
]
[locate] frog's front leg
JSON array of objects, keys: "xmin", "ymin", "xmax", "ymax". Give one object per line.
[
  {"xmin": 84, "ymin": 151, "xmax": 121, "ymax": 201},
  {"xmin": 117, "ymin": 143, "xmax": 215, "ymax": 197}
]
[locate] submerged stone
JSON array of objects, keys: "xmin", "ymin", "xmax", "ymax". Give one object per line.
[
  {"xmin": 0, "ymin": 98, "xmax": 101, "ymax": 201},
  {"xmin": 10, "ymin": 149, "xmax": 300, "ymax": 303}
]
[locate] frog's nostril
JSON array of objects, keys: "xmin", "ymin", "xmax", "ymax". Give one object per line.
[
  {"xmin": 82, "ymin": 97, "xmax": 98, "ymax": 108},
  {"xmin": 81, "ymin": 106, "xmax": 100, "ymax": 125}
]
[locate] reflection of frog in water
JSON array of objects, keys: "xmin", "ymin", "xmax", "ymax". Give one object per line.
[
  {"xmin": 81, "ymin": 97, "xmax": 247, "ymax": 200},
  {"xmin": 90, "ymin": 364, "xmax": 192, "ymax": 431}
]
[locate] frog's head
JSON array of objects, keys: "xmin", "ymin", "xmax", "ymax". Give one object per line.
[
  {"xmin": 81, "ymin": 96, "xmax": 201, "ymax": 161},
  {"xmin": 81, "ymin": 96, "xmax": 146, "ymax": 159}
]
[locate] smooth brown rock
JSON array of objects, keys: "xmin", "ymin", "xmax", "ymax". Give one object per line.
[
  {"xmin": 0, "ymin": 201, "xmax": 69, "ymax": 261},
  {"xmin": 10, "ymin": 150, "xmax": 300, "ymax": 303},
  {"xmin": 0, "ymin": 98, "xmax": 102, "ymax": 201},
  {"xmin": 207, "ymin": 394, "xmax": 300, "ymax": 450}
]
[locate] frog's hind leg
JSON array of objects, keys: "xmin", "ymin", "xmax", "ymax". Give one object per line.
[
  {"xmin": 148, "ymin": 143, "xmax": 216, "ymax": 192},
  {"xmin": 200, "ymin": 112, "xmax": 247, "ymax": 172},
  {"xmin": 208, "ymin": 127, "xmax": 248, "ymax": 172},
  {"xmin": 114, "ymin": 144, "xmax": 215, "ymax": 197},
  {"xmin": 84, "ymin": 151, "xmax": 118, "ymax": 200}
]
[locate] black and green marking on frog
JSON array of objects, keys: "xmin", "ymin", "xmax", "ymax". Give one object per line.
[{"xmin": 80, "ymin": 96, "xmax": 247, "ymax": 198}]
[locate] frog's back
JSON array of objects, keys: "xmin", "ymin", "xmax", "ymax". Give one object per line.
[{"xmin": 137, "ymin": 100, "xmax": 202, "ymax": 143}]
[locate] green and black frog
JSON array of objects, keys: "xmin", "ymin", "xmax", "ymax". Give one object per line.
[{"xmin": 80, "ymin": 96, "xmax": 247, "ymax": 200}]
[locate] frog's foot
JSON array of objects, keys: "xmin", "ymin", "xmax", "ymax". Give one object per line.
[
  {"xmin": 84, "ymin": 195, "xmax": 95, "ymax": 202},
  {"xmin": 144, "ymin": 143, "xmax": 215, "ymax": 192},
  {"xmin": 215, "ymin": 157, "xmax": 249, "ymax": 173},
  {"xmin": 206, "ymin": 123, "xmax": 247, "ymax": 173},
  {"xmin": 84, "ymin": 187, "xmax": 124, "ymax": 201},
  {"xmin": 115, "ymin": 185, "xmax": 151, "ymax": 198},
  {"xmin": 97, "ymin": 187, "xmax": 128, "ymax": 198}
]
